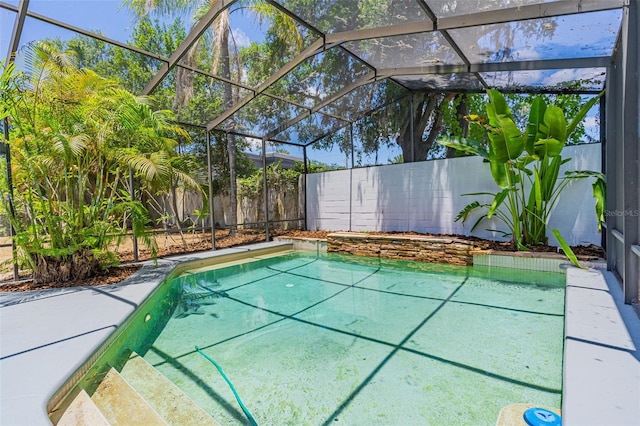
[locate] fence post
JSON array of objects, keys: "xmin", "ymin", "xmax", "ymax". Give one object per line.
[
  {"xmin": 2, "ymin": 119, "xmax": 19, "ymax": 281},
  {"xmin": 262, "ymin": 139, "xmax": 269, "ymax": 242},
  {"xmin": 206, "ymin": 131, "xmax": 216, "ymax": 250}
]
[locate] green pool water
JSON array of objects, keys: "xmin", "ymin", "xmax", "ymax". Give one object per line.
[{"xmin": 142, "ymin": 252, "xmax": 565, "ymax": 425}]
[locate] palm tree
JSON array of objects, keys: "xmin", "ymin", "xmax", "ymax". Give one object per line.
[
  {"xmin": 123, "ymin": 0, "xmax": 302, "ymax": 235},
  {"xmin": 124, "ymin": 0, "xmax": 238, "ymax": 232},
  {"xmin": 1, "ymin": 42, "xmax": 190, "ymax": 282}
]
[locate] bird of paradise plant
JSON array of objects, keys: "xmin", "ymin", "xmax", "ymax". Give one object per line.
[{"xmin": 438, "ymin": 89, "xmax": 605, "ymax": 250}]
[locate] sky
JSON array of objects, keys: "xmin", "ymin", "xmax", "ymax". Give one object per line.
[{"xmin": 2, "ymin": 0, "xmax": 261, "ymax": 62}]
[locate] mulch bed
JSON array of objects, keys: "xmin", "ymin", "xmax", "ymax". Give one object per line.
[
  {"xmin": 0, "ymin": 230, "xmax": 604, "ymax": 293},
  {"xmin": 0, "ymin": 265, "xmax": 143, "ymax": 293}
]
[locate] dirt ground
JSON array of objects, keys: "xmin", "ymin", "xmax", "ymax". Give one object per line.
[
  {"xmin": 0, "ymin": 229, "xmax": 313, "ymax": 291},
  {"xmin": 0, "ymin": 229, "xmax": 604, "ymax": 292}
]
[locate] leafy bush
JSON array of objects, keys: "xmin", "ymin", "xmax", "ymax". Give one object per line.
[{"xmin": 0, "ymin": 43, "xmax": 191, "ymax": 282}]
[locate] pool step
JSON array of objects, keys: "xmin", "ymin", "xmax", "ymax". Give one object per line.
[
  {"xmin": 57, "ymin": 389, "xmax": 110, "ymax": 426},
  {"xmin": 55, "ymin": 353, "xmax": 222, "ymax": 426},
  {"xmin": 91, "ymin": 368, "xmax": 168, "ymax": 425},
  {"xmin": 120, "ymin": 352, "xmax": 221, "ymax": 426}
]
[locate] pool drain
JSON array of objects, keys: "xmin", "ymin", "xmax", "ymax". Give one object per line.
[{"xmin": 523, "ymin": 407, "xmax": 561, "ymax": 426}]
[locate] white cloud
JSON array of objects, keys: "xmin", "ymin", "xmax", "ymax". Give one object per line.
[
  {"xmin": 543, "ymin": 69, "xmax": 579, "ymax": 87},
  {"xmin": 542, "ymin": 68, "xmax": 604, "ymax": 88},
  {"xmin": 482, "ymin": 70, "xmax": 544, "ymax": 87},
  {"xmin": 515, "ymin": 47, "xmax": 541, "ymax": 61},
  {"xmin": 246, "ymin": 137, "xmax": 262, "ymax": 151},
  {"xmin": 583, "ymin": 116, "xmax": 599, "ymax": 129},
  {"xmin": 582, "ymin": 116, "xmax": 600, "ymax": 138},
  {"xmin": 231, "ymin": 28, "xmax": 251, "ymax": 49}
]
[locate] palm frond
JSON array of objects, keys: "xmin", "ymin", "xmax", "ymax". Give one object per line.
[{"xmin": 52, "ymin": 133, "xmax": 88, "ymax": 158}]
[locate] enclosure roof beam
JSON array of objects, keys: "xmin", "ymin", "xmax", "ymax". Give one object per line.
[
  {"xmin": 323, "ymin": 0, "xmax": 621, "ymax": 46},
  {"xmin": 301, "ymin": 121, "xmax": 351, "ymax": 148},
  {"xmin": 308, "ymin": 90, "xmax": 414, "ymax": 148},
  {"xmin": 224, "ymin": 130, "xmax": 314, "ymax": 148},
  {"xmin": 260, "ymin": 92, "xmax": 350, "ymax": 123},
  {"xmin": 4, "ymin": 0, "xmax": 29, "ymax": 64},
  {"xmin": 177, "ymin": 64, "xmax": 255, "ymax": 93},
  {"xmin": 141, "ymin": 0, "xmax": 237, "ymax": 96},
  {"xmin": 264, "ymin": 111, "xmax": 311, "ymax": 141},
  {"xmin": 437, "ymin": 0, "xmax": 621, "ymax": 31},
  {"xmin": 325, "ymin": 21, "xmax": 433, "ymax": 45},
  {"xmin": 1, "ymin": 4, "xmax": 169, "ymax": 64},
  {"xmin": 205, "ymin": 0, "xmax": 621, "ymax": 134},
  {"xmin": 264, "ymin": 71, "xmax": 376, "ymax": 140},
  {"xmin": 416, "ymin": 0, "xmax": 489, "ymax": 89},
  {"xmin": 377, "ymin": 56, "xmax": 612, "ymax": 78},
  {"xmin": 0, "ymin": 1, "xmax": 255, "ymax": 97},
  {"xmin": 300, "ymin": 90, "xmax": 415, "ymax": 148},
  {"xmin": 206, "ymin": 37, "xmax": 326, "ymax": 131},
  {"xmin": 225, "ymin": 130, "xmax": 264, "ymax": 140},
  {"xmin": 309, "ymin": 71, "xmax": 377, "ymax": 115},
  {"xmin": 264, "ymin": 0, "xmax": 325, "ymax": 38}
]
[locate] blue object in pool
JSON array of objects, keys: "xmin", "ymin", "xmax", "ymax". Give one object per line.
[{"xmin": 523, "ymin": 407, "xmax": 562, "ymax": 426}]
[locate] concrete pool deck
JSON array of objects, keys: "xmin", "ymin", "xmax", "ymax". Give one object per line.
[{"xmin": 1, "ymin": 243, "xmax": 638, "ymax": 425}]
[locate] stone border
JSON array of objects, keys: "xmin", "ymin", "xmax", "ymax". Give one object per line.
[
  {"xmin": 284, "ymin": 233, "xmax": 606, "ymax": 273},
  {"xmin": 326, "ymin": 232, "xmax": 475, "ymax": 266}
]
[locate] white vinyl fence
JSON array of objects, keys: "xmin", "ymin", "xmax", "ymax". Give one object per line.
[{"xmin": 306, "ymin": 143, "xmax": 602, "ymax": 246}]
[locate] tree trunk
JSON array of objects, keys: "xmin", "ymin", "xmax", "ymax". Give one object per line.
[
  {"xmin": 172, "ymin": 45, "xmax": 196, "ymax": 111},
  {"xmin": 397, "ymin": 93, "xmax": 453, "ymax": 162},
  {"xmin": 170, "ymin": 183, "xmax": 188, "ymax": 249},
  {"xmin": 220, "ymin": 18, "xmax": 238, "ymax": 235},
  {"xmin": 33, "ymin": 250, "xmax": 101, "ymax": 284}
]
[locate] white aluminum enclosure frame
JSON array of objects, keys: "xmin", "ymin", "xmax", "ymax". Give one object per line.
[{"xmin": 2, "ymin": 0, "xmax": 638, "ymax": 303}]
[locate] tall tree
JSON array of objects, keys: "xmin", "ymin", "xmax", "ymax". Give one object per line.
[
  {"xmin": 396, "ymin": 93, "xmax": 456, "ymax": 162},
  {"xmin": 123, "ymin": 0, "xmax": 303, "ymax": 233}
]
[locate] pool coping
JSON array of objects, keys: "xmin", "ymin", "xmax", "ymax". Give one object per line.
[
  {"xmin": 0, "ymin": 242, "xmax": 638, "ymax": 425},
  {"xmin": 561, "ymin": 267, "xmax": 640, "ymax": 425}
]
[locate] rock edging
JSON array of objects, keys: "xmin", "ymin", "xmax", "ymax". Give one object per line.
[{"xmin": 327, "ymin": 232, "xmax": 477, "ymax": 266}]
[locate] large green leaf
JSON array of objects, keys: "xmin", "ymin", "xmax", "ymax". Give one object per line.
[
  {"xmin": 487, "ymin": 116, "xmax": 524, "ymax": 163},
  {"xmin": 533, "ymin": 167, "xmax": 543, "ymax": 209},
  {"xmin": 455, "ymin": 201, "xmax": 482, "ymax": 223},
  {"xmin": 436, "ymin": 136, "xmax": 488, "ymax": 159},
  {"xmin": 552, "ymin": 229, "xmax": 584, "ymax": 269},
  {"xmin": 525, "ymin": 96, "xmax": 547, "ymax": 154},
  {"xmin": 540, "ymin": 105, "xmax": 567, "ymax": 142},
  {"xmin": 490, "ymin": 158, "xmax": 510, "ymax": 189},
  {"xmin": 487, "ymin": 189, "xmax": 509, "ymax": 218},
  {"xmin": 542, "ymin": 156, "xmax": 564, "ymax": 201},
  {"xmin": 486, "ymin": 89, "xmax": 513, "ymax": 124},
  {"xmin": 533, "ymin": 138, "xmax": 564, "ymax": 158},
  {"xmin": 566, "ymin": 170, "xmax": 606, "ymax": 231},
  {"xmin": 592, "ymin": 176, "xmax": 606, "ymax": 231},
  {"xmin": 513, "ymin": 156, "xmax": 535, "ymax": 175}
]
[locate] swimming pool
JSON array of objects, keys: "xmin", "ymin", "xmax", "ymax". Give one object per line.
[{"xmin": 137, "ymin": 250, "xmax": 564, "ymax": 425}]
